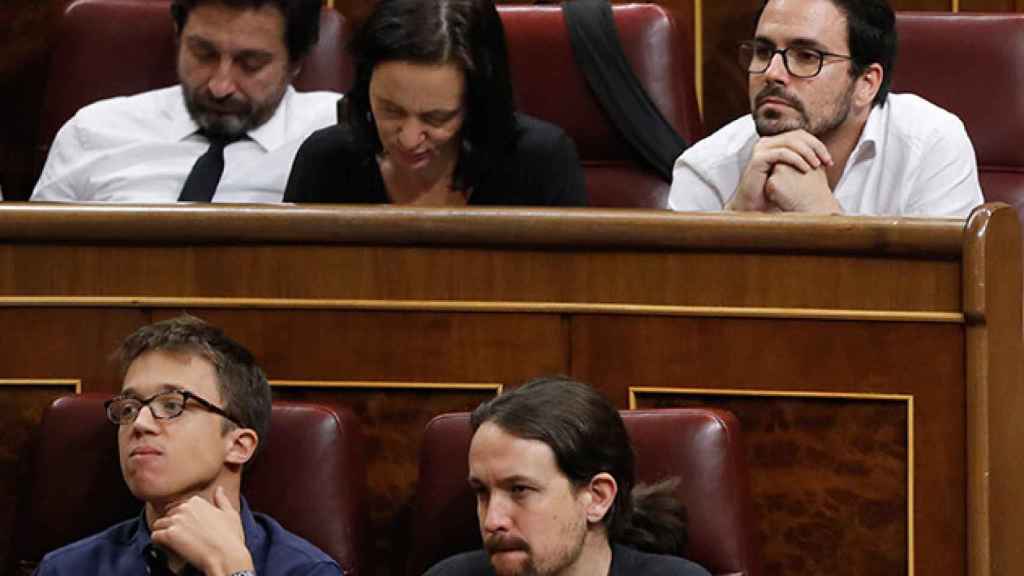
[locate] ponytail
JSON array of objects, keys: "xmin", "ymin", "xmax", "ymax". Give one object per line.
[{"xmin": 616, "ymin": 478, "xmax": 688, "ymax": 556}]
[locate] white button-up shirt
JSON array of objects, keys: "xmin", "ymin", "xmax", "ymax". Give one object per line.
[
  {"xmin": 31, "ymin": 85, "xmax": 340, "ymax": 203},
  {"xmin": 669, "ymin": 93, "xmax": 984, "ymax": 217}
]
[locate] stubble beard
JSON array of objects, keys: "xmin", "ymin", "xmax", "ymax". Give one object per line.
[
  {"xmin": 487, "ymin": 515, "xmax": 588, "ymax": 576},
  {"xmin": 753, "ymin": 80, "xmax": 855, "ymax": 141},
  {"xmin": 182, "ymin": 83, "xmax": 285, "ymax": 138}
]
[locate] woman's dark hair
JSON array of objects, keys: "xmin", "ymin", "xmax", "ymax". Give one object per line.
[
  {"xmin": 343, "ymin": 0, "xmax": 519, "ymax": 190},
  {"xmin": 755, "ymin": 0, "xmax": 897, "ymax": 107},
  {"xmin": 470, "ymin": 377, "xmax": 688, "ymax": 555},
  {"xmin": 171, "ymin": 0, "xmax": 322, "ymax": 62}
]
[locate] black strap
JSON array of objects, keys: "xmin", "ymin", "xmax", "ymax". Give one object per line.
[
  {"xmin": 562, "ymin": 0, "xmax": 687, "ymax": 182},
  {"xmin": 178, "ymin": 133, "xmax": 239, "ymax": 202}
]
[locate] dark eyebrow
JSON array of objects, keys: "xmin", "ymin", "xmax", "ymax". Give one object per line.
[
  {"xmin": 120, "ymin": 383, "xmax": 185, "ymax": 398},
  {"xmin": 235, "ymin": 49, "xmax": 273, "ymax": 62},
  {"xmin": 787, "ymin": 38, "xmax": 834, "ymax": 52},
  {"xmin": 184, "ymin": 36, "xmax": 218, "ymax": 51},
  {"xmin": 753, "ymin": 35, "xmax": 834, "ymax": 53}
]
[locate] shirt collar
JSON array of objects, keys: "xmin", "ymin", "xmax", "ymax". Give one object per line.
[
  {"xmin": 164, "ymin": 84, "xmax": 295, "ymax": 152},
  {"xmin": 849, "ymin": 100, "xmax": 886, "ymax": 163}
]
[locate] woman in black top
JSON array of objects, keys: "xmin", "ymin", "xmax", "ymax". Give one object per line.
[{"xmin": 284, "ymin": 0, "xmax": 587, "ymax": 206}]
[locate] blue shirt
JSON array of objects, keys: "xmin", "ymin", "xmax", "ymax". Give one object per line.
[{"xmin": 35, "ymin": 497, "xmax": 342, "ymax": 575}]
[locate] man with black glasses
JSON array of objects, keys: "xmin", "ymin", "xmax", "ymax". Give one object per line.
[
  {"xmin": 35, "ymin": 315, "xmax": 341, "ymax": 575},
  {"xmin": 669, "ymin": 0, "xmax": 983, "ymax": 216}
]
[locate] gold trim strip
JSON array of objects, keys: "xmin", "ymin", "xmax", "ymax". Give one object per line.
[
  {"xmin": 0, "ymin": 379, "xmax": 82, "ymax": 393},
  {"xmin": 952, "ymin": 0, "xmax": 959, "ymax": 13},
  {"xmin": 907, "ymin": 395, "xmax": 915, "ymax": 574},
  {"xmin": 629, "ymin": 386, "xmax": 915, "ymax": 406},
  {"xmin": 0, "ymin": 296, "xmax": 964, "ymax": 323},
  {"xmin": 628, "ymin": 386, "xmax": 914, "ymax": 576},
  {"xmin": 695, "ymin": 0, "xmax": 704, "ymax": 118},
  {"xmin": 271, "ymin": 379, "xmax": 503, "ymax": 393}
]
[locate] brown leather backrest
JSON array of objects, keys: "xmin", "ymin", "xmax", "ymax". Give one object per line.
[
  {"xmin": 37, "ymin": 0, "xmax": 352, "ymax": 152},
  {"xmin": 498, "ymin": 4, "xmax": 703, "ymax": 208},
  {"xmin": 11, "ymin": 394, "xmax": 368, "ymax": 576},
  {"xmin": 892, "ymin": 12, "xmax": 1024, "ymax": 224},
  {"xmin": 407, "ymin": 408, "xmax": 761, "ymax": 576}
]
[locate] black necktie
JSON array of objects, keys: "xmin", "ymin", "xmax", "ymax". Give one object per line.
[{"xmin": 178, "ymin": 133, "xmax": 239, "ymax": 202}]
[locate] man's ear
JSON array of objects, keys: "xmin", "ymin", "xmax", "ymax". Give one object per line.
[
  {"xmin": 583, "ymin": 472, "xmax": 618, "ymax": 525},
  {"xmin": 224, "ymin": 427, "xmax": 259, "ymax": 466},
  {"xmin": 855, "ymin": 63, "xmax": 884, "ymax": 108}
]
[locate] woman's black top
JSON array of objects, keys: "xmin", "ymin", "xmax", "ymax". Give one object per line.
[{"xmin": 284, "ymin": 113, "xmax": 587, "ymax": 206}]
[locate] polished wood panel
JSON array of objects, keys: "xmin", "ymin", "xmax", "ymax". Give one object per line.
[
  {"xmin": 0, "ymin": 204, "xmax": 1018, "ymax": 576},
  {"xmin": 635, "ymin": 392, "xmax": 913, "ymax": 575},
  {"xmin": 960, "ymin": 0, "xmax": 1024, "ymax": 10},
  {"xmin": 271, "ymin": 385, "xmax": 500, "ymax": 575},
  {"xmin": 572, "ymin": 314, "xmax": 965, "ymax": 576}
]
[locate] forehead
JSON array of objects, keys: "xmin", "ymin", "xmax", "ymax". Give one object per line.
[
  {"xmin": 369, "ymin": 60, "xmax": 466, "ymax": 111},
  {"xmin": 181, "ymin": 3, "xmax": 287, "ymax": 54},
  {"xmin": 122, "ymin": 349, "xmax": 222, "ymax": 402},
  {"xmin": 469, "ymin": 422, "xmax": 565, "ymax": 483},
  {"xmin": 757, "ymin": 0, "xmax": 848, "ymax": 51}
]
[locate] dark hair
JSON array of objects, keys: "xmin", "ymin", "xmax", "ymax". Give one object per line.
[
  {"xmin": 755, "ymin": 0, "xmax": 897, "ymax": 106},
  {"xmin": 343, "ymin": 0, "xmax": 519, "ymax": 190},
  {"xmin": 171, "ymin": 0, "xmax": 322, "ymax": 62},
  {"xmin": 115, "ymin": 314, "xmax": 272, "ymax": 464},
  {"xmin": 470, "ymin": 377, "xmax": 688, "ymax": 555}
]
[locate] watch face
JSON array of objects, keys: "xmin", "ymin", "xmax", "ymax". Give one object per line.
[{"xmin": 229, "ymin": 572, "xmax": 256, "ymax": 576}]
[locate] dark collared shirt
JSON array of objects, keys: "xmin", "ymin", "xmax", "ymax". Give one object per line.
[
  {"xmin": 34, "ymin": 497, "xmax": 342, "ymax": 575},
  {"xmin": 423, "ymin": 543, "xmax": 711, "ymax": 576}
]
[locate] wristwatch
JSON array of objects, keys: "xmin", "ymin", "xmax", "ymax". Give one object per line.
[{"xmin": 229, "ymin": 571, "xmax": 256, "ymax": 576}]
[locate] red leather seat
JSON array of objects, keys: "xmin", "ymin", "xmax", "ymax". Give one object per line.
[
  {"xmin": 499, "ymin": 4, "xmax": 703, "ymax": 208},
  {"xmin": 407, "ymin": 408, "xmax": 761, "ymax": 576},
  {"xmin": 36, "ymin": 0, "xmax": 352, "ymax": 167},
  {"xmin": 10, "ymin": 394, "xmax": 369, "ymax": 576},
  {"xmin": 893, "ymin": 13, "xmax": 1024, "ymax": 226}
]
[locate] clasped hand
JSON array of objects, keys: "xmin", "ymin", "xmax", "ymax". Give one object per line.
[
  {"xmin": 150, "ymin": 487, "xmax": 255, "ymax": 576},
  {"xmin": 729, "ymin": 129, "xmax": 841, "ymax": 214}
]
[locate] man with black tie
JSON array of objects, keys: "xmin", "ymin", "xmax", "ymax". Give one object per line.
[{"xmin": 31, "ymin": 0, "xmax": 339, "ymax": 203}]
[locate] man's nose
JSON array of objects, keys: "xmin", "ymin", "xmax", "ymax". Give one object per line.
[
  {"xmin": 480, "ymin": 497, "xmax": 511, "ymax": 533},
  {"xmin": 763, "ymin": 50, "xmax": 790, "ymax": 83},
  {"xmin": 207, "ymin": 59, "xmax": 238, "ymax": 99},
  {"xmin": 130, "ymin": 404, "xmax": 160, "ymax": 433}
]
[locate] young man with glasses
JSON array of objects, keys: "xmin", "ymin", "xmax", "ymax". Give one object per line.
[
  {"xmin": 34, "ymin": 315, "xmax": 341, "ymax": 575},
  {"xmin": 669, "ymin": 0, "xmax": 983, "ymax": 216}
]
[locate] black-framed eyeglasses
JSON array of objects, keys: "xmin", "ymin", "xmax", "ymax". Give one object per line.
[
  {"xmin": 739, "ymin": 40, "xmax": 853, "ymax": 78},
  {"xmin": 105, "ymin": 389, "xmax": 241, "ymax": 427}
]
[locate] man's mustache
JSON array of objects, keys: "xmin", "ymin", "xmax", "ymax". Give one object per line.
[
  {"xmin": 195, "ymin": 92, "xmax": 250, "ymax": 115},
  {"xmin": 485, "ymin": 535, "xmax": 530, "ymax": 554},
  {"xmin": 755, "ymin": 86, "xmax": 805, "ymax": 114}
]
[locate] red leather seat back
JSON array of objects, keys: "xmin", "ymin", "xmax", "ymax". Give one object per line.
[
  {"xmin": 11, "ymin": 394, "xmax": 368, "ymax": 576},
  {"xmin": 38, "ymin": 0, "xmax": 352, "ymax": 154},
  {"xmin": 498, "ymin": 4, "xmax": 703, "ymax": 208},
  {"xmin": 893, "ymin": 13, "xmax": 1024, "ymax": 226},
  {"xmin": 408, "ymin": 408, "xmax": 761, "ymax": 576}
]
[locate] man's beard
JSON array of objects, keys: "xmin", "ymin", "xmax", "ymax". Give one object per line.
[
  {"xmin": 752, "ymin": 81, "xmax": 854, "ymax": 140},
  {"xmin": 182, "ymin": 86, "xmax": 280, "ymax": 138},
  {"xmin": 484, "ymin": 518, "xmax": 586, "ymax": 576}
]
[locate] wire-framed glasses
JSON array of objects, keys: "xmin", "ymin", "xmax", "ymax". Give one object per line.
[
  {"xmin": 105, "ymin": 389, "xmax": 241, "ymax": 427},
  {"xmin": 739, "ymin": 40, "xmax": 853, "ymax": 78}
]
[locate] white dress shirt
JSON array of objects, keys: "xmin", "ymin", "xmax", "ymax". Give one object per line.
[
  {"xmin": 31, "ymin": 85, "xmax": 340, "ymax": 203},
  {"xmin": 668, "ymin": 93, "xmax": 984, "ymax": 217}
]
